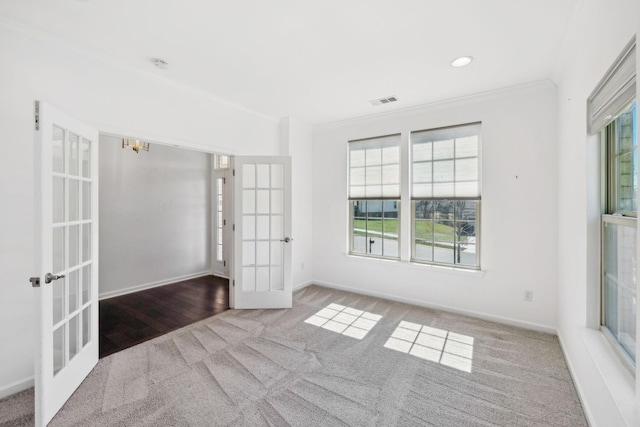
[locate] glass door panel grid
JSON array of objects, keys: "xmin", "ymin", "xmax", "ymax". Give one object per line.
[
  {"xmin": 241, "ymin": 163, "xmax": 285, "ymax": 292},
  {"xmin": 51, "ymin": 125, "xmax": 93, "ymax": 376}
]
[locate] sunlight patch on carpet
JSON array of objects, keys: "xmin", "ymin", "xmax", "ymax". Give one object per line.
[
  {"xmin": 304, "ymin": 303, "xmax": 382, "ymax": 339},
  {"xmin": 384, "ymin": 321, "xmax": 474, "ymax": 373}
]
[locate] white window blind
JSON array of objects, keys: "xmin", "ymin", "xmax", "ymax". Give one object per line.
[
  {"xmin": 349, "ymin": 134, "xmax": 400, "ymax": 199},
  {"xmin": 411, "ymin": 123, "xmax": 481, "ymax": 200},
  {"xmin": 588, "ymin": 38, "xmax": 636, "ymax": 134}
]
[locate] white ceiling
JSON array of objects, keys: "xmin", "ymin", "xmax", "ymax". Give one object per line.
[{"xmin": 0, "ymin": 0, "xmax": 579, "ymax": 124}]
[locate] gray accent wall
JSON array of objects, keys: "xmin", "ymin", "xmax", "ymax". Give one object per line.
[{"xmin": 99, "ymin": 135, "xmax": 211, "ymax": 298}]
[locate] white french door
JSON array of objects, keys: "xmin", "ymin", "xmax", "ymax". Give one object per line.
[
  {"xmin": 233, "ymin": 156, "xmax": 292, "ymax": 308},
  {"xmin": 33, "ymin": 102, "xmax": 99, "ymax": 426}
]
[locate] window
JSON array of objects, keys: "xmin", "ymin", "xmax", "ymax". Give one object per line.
[
  {"xmin": 411, "ymin": 123, "xmax": 481, "ymax": 268},
  {"xmin": 590, "ymin": 37, "xmax": 637, "ymax": 369},
  {"xmin": 215, "ymin": 177, "xmax": 224, "ymax": 262},
  {"xmin": 348, "ymin": 134, "xmax": 400, "ymax": 259},
  {"xmin": 602, "ymin": 101, "xmax": 637, "ymax": 367}
]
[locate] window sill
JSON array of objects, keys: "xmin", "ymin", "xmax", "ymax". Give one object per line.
[
  {"xmin": 345, "ymin": 253, "xmax": 486, "ymax": 277},
  {"xmin": 578, "ymin": 327, "xmax": 637, "ymax": 425}
]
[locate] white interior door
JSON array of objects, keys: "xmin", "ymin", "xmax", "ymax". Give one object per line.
[
  {"xmin": 233, "ymin": 156, "xmax": 292, "ymax": 309},
  {"xmin": 33, "ymin": 102, "xmax": 99, "ymax": 426}
]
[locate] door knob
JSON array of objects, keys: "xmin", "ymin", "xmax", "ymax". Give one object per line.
[
  {"xmin": 45, "ymin": 272, "xmax": 65, "ymax": 284},
  {"xmin": 280, "ymin": 237, "xmax": 293, "ymax": 243}
]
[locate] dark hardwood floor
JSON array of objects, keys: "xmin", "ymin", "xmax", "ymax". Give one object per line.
[{"xmin": 99, "ymin": 275, "xmax": 229, "ymax": 358}]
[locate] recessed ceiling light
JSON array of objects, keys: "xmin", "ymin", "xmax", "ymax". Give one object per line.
[
  {"xmin": 151, "ymin": 58, "xmax": 170, "ymax": 70},
  {"xmin": 450, "ymin": 56, "xmax": 473, "ymax": 67}
]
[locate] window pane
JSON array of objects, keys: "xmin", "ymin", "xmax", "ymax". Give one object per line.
[
  {"xmin": 413, "ymin": 162, "xmax": 432, "ymax": 183},
  {"xmin": 411, "ymin": 123, "xmax": 481, "ymax": 202},
  {"xmin": 612, "ymin": 102, "xmax": 637, "ymax": 214},
  {"xmin": 433, "ymin": 139, "xmax": 454, "ymax": 160},
  {"xmin": 352, "ymin": 202, "xmax": 367, "ymax": 255},
  {"xmin": 456, "ymin": 136, "xmax": 479, "ymax": 158},
  {"xmin": 382, "ymin": 201, "xmax": 399, "ymax": 258},
  {"xmin": 433, "ymin": 219, "xmax": 455, "ymax": 264},
  {"xmin": 412, "ymin": 198, "xmax": 481, "ymax": 268},
  {"xmin": 350, "ymin": 200, "xmax": 399, "ymax": 259},
  {"xmin": 349, "ymin": 135, "xmax": 400, "ymax": 199},
  {"xmin": 602, "ymin": 220, "xmax": 637, "ymax": 362},
  {"xmin": 413, "ymin": 142, "xmax": 432, "ymax": 162},
  {"xmin": 366, "ymin": 148, "xmax": 382, "ymax": 166}
]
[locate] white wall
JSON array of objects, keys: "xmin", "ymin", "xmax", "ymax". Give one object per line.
[
  {"xmin": 312, "ymin": 81, "xmax": 558, "ymax": 331},
  {"xmin": 280, "ymin": 118, "xmax": 314, "ymax": 289},
  {"xmin": 99, "ymin": 135, "xmax": 212, "ymax": 299},
  {"xmin": 0, "ymin": 22, "xmax": 280, "ymax": 397},
  {"xmin": 553, "ymin": 0, "xmax": 640, "ymax": 425}
]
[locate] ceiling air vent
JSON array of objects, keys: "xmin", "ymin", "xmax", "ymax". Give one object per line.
[{"xmin": 370, "ymin": 96, "xmax": 398, "ymax": 106}]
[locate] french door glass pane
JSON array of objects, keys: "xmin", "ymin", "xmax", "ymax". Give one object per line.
[
  {"xmin": 52, "ymin": 278, "xmax": 65, "ymax": 326},
  {"xmin": 53, "ymin": 326, "xmax": 65, "ymax": 376},
  {"xmin": 82, "ymin": 307, "xmax": 91, "ymax": 347},
  {"xmin": 52, "ymin": 227, "xmax": 65, "ymax": 274},
  {"xmin": 53, "ymin": 177, "xmax": 65, "ymax": 224},
  {"xmin": 69, "ymin": 225, "xmax": 79, "ymax": 267},
  {"xmin": 52, "ymin": 126, "xmax": 65, "ymax": 174},
  {"xmin": 69, "ymin": 179, "xmax": 79, "ymax": 221},
  {"xmin": 82, "ymin": 265, "xmax": 91, "ymax": 305},
  {"xmin": 82, "ymin": 224, "xmax": 91, "ymax": 262},
  {"xmin": 602, "ymin": 220, "xmax": 637, "ymax": 362},
  {"xmin": 69, "ymin": 133, "xmax": 79, "ymax": 177},
  {"xmin": 81, "ymin": 138, "xmax": 91, "ymax": 178},
  {"xmin": 68, "ymin": 269, "xmax": 79, "ymax": 314},
  {"xmin": 69, "ymin": 314, "xmax": 79, "ymax": 360},
  {"xmin": 82, "ymin": 182, "xmax": 91, "ymax": 220}
]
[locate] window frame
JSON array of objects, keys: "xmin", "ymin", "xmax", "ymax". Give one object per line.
[
  {"xmin": 600, "ymin": 101, "xmax": 638, "ymax": 373},
  {"xmin": 347, "ymin": 134, "xmax": 402, "ymax": 261},
  {"xmin": 409, "ymin": 122, "xmax": 482, "ymax": 270}
]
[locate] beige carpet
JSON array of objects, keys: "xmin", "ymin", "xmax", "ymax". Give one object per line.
[{"xmin": 0, "ymin": 285, "xmax": 587, "ymax": 426}]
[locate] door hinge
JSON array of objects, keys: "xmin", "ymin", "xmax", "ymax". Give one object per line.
[
  {"xmin": 223, "ymin": 177, "xmax": 226, "ymax": 184},
  {"xmin": 223, "ymin": 219, "xmax": 226, "ymax": 226},
  {"xmin": 233, "ymin": 224, "xmax": 235, "ymax": 231},
  {"xmin": 233, "ymin": 169, "xmax": 235, "ymax": 177},
  {"xmin": 29, "ymin": 277, "xmax": 40, "ymax": 287},
  {"xmin": 223, "ymin": 260, "xmax": 226, "ymax": 267},
  {"xmin": 34, "ymin": 101, "xmax": 40, "ymax": 131},
  {"xmin": 233, "ymin": 280, "xmax": 235, "ymax": 287}
]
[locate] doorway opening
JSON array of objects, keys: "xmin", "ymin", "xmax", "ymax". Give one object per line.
[{"xmin": 96, "ymin": 135, "xmax": 233, "ymax": 358}]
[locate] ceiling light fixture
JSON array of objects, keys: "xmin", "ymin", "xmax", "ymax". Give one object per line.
[
  {"xmin": 450, "ymin": 56, "xmax": 473, "ymax": 67},
  {"xmin": 151, "ymin": 58, "xmax": 170, "ymax": 70},
  {"xmin": 122, "ymin": 138, "xmax": 150, "ymax": 153}
]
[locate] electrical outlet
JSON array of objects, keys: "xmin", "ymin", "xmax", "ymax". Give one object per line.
[{"xmin": 524, "ymin": 290, "xmax": 533, "ymax": 302}]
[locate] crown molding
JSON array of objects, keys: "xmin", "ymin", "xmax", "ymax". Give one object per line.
[{"xmin": 314, "ymin": 79, "xmax": 556, "ymax": 130}]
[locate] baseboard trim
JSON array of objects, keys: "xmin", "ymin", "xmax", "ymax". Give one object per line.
[
  {"xmin": 557, "ymin": 333, "xmax": 595, "ymax": 427},
  {"xmin": 0, "ymin": 376, "xmax": 33, "ymax": 400},
  {"xmin": 293, "ymin": 280, "xmax": 314, "ymax": 293},
  {"xmin": 311, "ymin": 280, "xmax": 557, "ymax": 335},
  {"xmin": 99, "ymin": 271, "xmax": 212, "ymax": 300}
]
